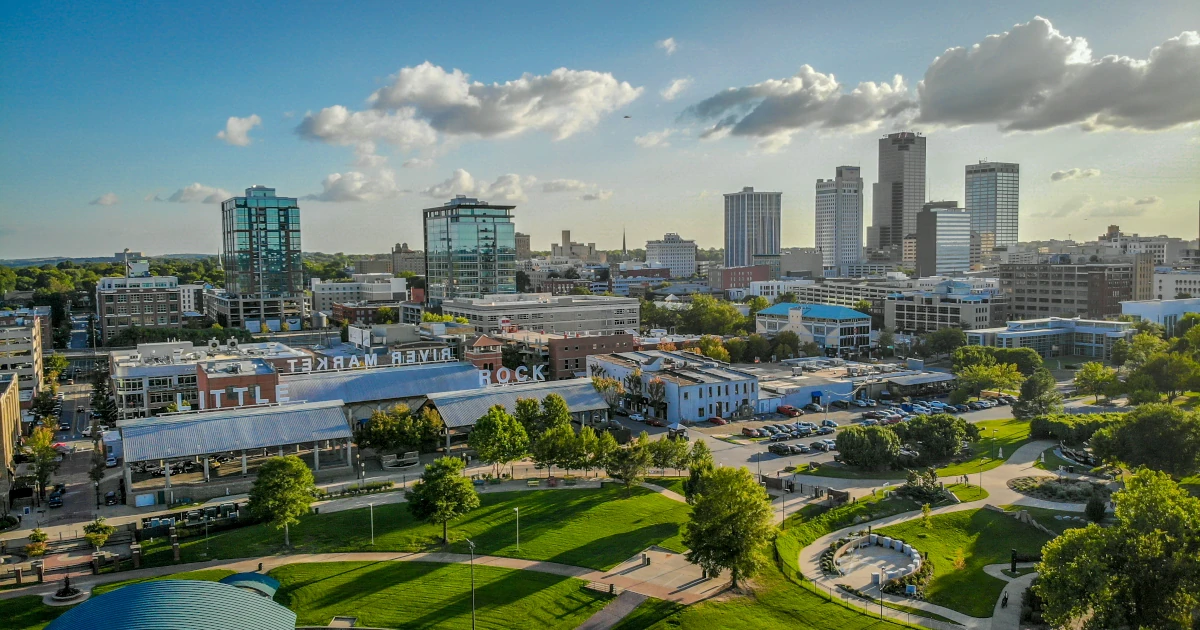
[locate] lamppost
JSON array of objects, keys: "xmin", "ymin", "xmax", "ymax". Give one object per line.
[
  {"xmin": 513, "ymin": 507, "xmax": 519, "ymax": 553},
  {"xmin": 94, "ymin": 481, "xmax": 100, "ymax": 509},
  {"xmin": 369, "ymin": 503, "xmax": 375, "ymax": 545},
  {"xmin": 466, "ymin": 538, "xmax": 477, "ymax": 630},
  {"xmin": 990, "ymin": 429, "xmax": 998, "ymax": 460}
]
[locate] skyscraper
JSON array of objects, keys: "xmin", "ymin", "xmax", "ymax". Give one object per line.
[
  {"xmin": 869, "ymin": 132, "xmax": 926, "ymax": 250},
  {"xmin": 965, "ymin": 161, "xmax": 1020, "ymax": 247},
  {"xmin": 815, "ymin": 166, "xmax": 864, "ymax": 268},
  {"xmin": 723, "ymin": 187, "xmax": 781, "ymax": 268},
  {"xmin": 915, "ymin": 202, "xmax": 971, "ymax": 277},
  {"xmin": 208, "ymin": 186, "xmax": 306, "ymax": 331},
  {"xmin": 423, "ymin": 195, "xmax": 517, "ymax": 304}
]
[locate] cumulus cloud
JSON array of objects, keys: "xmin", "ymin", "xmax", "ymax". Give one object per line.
[
  {"xmin": 159, "ymin": 183, "xmax": 232, "ymax": 204},
  {"xmin": 580, "ymin": 190, "xmax": 613, "ymax": 201},
  {"xmin": 634, "ymin": 128, "xmax": 677, "ymax": 148},
  {"xmin": 661, "ymin": 77, "xmax": 693, "ymax": 101},
  {"xmin": 916, "ymin": 17, "xmax": 1200, "ymax": 132},
  {"xmin": 1042, "ymin": 194, "xmax": 1162, "ymax": 218},
  {"xmin": 1050, "ymin": 168, "xmax": 1101, "ymax": 181},
  {"xmin": 421, "ymin": 169, "xmax": 534, "ymax": 202},
  {"xmin": 683, "ymin": 64, "xmax": 913, "ymax": 150},
  {"xmin": 542, "ymin": 179, "xmax": 591, "ymax": 193},
  {"xmin": 89, "ymin": 192, "xmax": 119, "ymax": 206},
  {"xmin": 299, "ymin": 62, "xmax": 641, "ymax": 148},
  {"xmin": 216, "ymin": 114, "xmax": 262, "ymax": 146},
  {"xmin": 402, "ymin": 157, "xmax": 433, "ymax": 168},
  {"xmin": 304, "ymin": 170, "xmax": 401, "ymax": 203},
  {"xmin": 353, "ymin": 142, "xmax": 389, "ymax": 168},
  {"xmin": 657, "ymin": 37, "xmax": 678, "ymax": 55}
]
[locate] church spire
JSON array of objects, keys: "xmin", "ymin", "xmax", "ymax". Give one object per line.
[{"xmin": 622, "ymin": 226, "xmax": 627, "ymax": 257}]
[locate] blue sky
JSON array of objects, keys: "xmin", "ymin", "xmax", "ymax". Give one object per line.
[{"xmin": 1, "ymin": 0, "xmax": 1198, "ymax": 258}]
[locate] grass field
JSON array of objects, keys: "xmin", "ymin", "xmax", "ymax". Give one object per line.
[
  {"xmin": 645, "ymin": 477, "xmax": 687, "ymax": 496},
  {"xmin": 1000, "ymin": 505, "xmax": 1089, "ymax": 536},
  {"xmin": 273, "ymin": 561, "xmax": 610, "ymax": 629},
  {"xmin": 611, "ymin": 597, "xmax": 687, "ymax": 629},
  {"xmin": 143, "ymin": 486, "xmax": 688, "ymax": 571},
  {"xmin": 946, "ymin": 483, "xmax": 988, "ymax": 502},
  {"xmin": 875, "ymin": 508, "xmax": 1053, "ymax": 618},
  {"xmin": 1034, "ymin": 446, "xmax": 1073, "ymax": 472}
]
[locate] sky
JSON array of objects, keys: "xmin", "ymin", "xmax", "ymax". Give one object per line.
[{"xmin": 1, "ymin": 0, "xmax": 1198, "ymax": 259}]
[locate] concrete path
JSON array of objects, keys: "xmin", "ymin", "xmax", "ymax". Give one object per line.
[
  {"xmin": 988, "ymin": 569, "xmax": 1038, "ymax": 630},
  {"xmin": 576, "ymin": 591, "xmax": 648, "ymax": 630},
  {"xmin": 981, "ymin": 562, "xmax": 1036, "ymax": 582},
  {"xmin": 636, "ymin": 481, "xmax": 687, "ymax": 504}
]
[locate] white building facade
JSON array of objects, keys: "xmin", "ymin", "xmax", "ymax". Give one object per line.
[
  {"xmin": 311, "ymin": 274, "xmax": 408, "ymax": 313},
  {"xmin": 441, "ymin": 293, "xmax": 640, "ymax": 335},
  {"xmin": 815, "ymin": 166, "xmax": 863, "ymax": 268},
  {"xmin": 645, "ymin": 233, "xmax": 698, "ymax": 278}
]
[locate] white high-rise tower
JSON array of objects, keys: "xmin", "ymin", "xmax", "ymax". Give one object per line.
[{"xmin": 815, "ymin": 166, "xmax": 864, "ymax": 268}]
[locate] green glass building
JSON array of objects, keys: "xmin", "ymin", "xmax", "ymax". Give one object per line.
[{"xmin": 423, "ymin": 195, "xmax": 517, "ymax": 304}]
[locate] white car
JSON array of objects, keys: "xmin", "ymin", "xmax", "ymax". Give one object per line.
[
  {"xmin": 628, "ymin": 413, "xmax": 645, "ymax": 422},
  {"xmin": 851, "ymin": 399, "xmax": 869, "ymax": 408},
  {"xmin": 105, "ymin": 456, "xmax": 118, "ymax": 468}
]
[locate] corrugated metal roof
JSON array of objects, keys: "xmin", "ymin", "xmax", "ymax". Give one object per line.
[
  {"xmin": 283, "ymin": 362, "xmax": 482, "ymax": 405},
  {"xmin": 120, "ymin": 401, "xmax": 351, "ymax": 462},
  {"xmin": 218, "ymin": 572, "xmax": 280, "ymax": 598},
  {"xmin": 889, "ymin": 372, "xmax": 957, "ymax": 386},
  {"xmin": 429, "ymin": 380, "xmax": 610, "ymax": 429},
  {"xmin": 45, "ymin": 580, "xmax": 296, "ymax": 630}
]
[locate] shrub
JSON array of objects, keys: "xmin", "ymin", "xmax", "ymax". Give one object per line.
[
  {"xmin": 952, "ymin": 547, "xmax": 966, "ymax": 570},
  {"xmin": 28, "ymin": 528, "xmax": 48, "ymax": 543},
  {"xmin": 1085, "ymin": 493, "xmax": 1107, "ymax": 523},
  {"xmin": 1030, "ymin": 413, "xmax": 1123, "ymax": 444}
]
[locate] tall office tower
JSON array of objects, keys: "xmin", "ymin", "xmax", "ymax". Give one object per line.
[
  {"xmin": 423, "ymin": 195, "xmax": 517, "ymax": 304},
  {"xmin": 915, "ymin": 202, "xmax": 971, "ymax": 277},
  {"xmin": 723, "ymin": 187, "xmax": 781, "ymax": 268},
  {"xmin": 965, "ymin": 161, "xmax": 1020, "ymax": 247},
  {"xmin": 514, "ymin": 232, "xmax": 531, "ymax": 260},
  {"xmin": 815, "ymin": 166, "xmax": 864, "ymax": 268},
  {"xmin": 870, "ymin": 132, "xmax": 926, "ymax": 249},
  {"xmin": 209, "ymin": 186, "xmax": 305, "ymax": 332}
]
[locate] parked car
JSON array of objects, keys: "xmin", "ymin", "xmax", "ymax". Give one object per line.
[
  {"xmin": 106, "ymin": 456, "xmax": 118, "ymax": 468},
  {"xmin": 708, "ymin": 416, "xmax": 728, "ymax": 426},
  {"xmin": 815, "ymin": 426, "xmax": 835, "ymax": 436},
  {"xmin": 810, "ymin": 441, "xmax": 830, "ymax": 452},
  {"xmin": 804, "ymin": 403, "xmax": 824, "ymax": 413},
  {"xmin": 882, "ymin": 415, "xmax": 903, "ymax": 425},
  {"xmin": 741, "ymin": 427, "xmax": 760, "ymax": 438},
  {"xmin": 789, "ymin": 443, "xmax": 810, "ymax": 455},
  {"xmin": 852, "ymin": 399, "xmax": 870, "ymax": 408},
  {"xmin": 860, "ymin": 418, "xmax": 879, "ymax": 426},
  {"xmin": 104, "ymin": 491, "xmax": 118, "ymax": 506},
  {"xmin": 822, "ymin": 419, "xmax": 839, "ymax": 428},
  {"xmin": 646, "ymin": 417, "xmax": 668, "ymax": 427},
  {"xmin": 1001, "ymin": 395, "xmax": 1018, "ymax": 405},
  {"xmin": 968, "ymin": 401, "xmax": 986, "ymax": 410},
  {"xmin": 793, "ymin": 426, "xmax": 813, "ymax": 437},
  {"xmin": 992, "ymin": 397, "xmax": 1010, "ymax": 406},
  {"xmin": 799, "ymin": 421, "xmax": 818, "ymax": 429},
  {"xmin": 822, "ymin": 439, "xmax": 838, "ymax": 450},
  {"xmin": 48, "ymin": 492, "xmax": 63, "ymax": 508},
  {"xmin": 628, "ymin": 413, "xmax": 645, "ymax": 422},
  {"xmin": 830, "ymin": 400, "xmax": 850, "ymax": 409},
  {"xmin": 768, "ymin": 443, "xmax": 791, "ymax": 456},
  {"xmin": 955, "ymin": 404, "xmax": 971, "ymax": 412},
  {"xmin": 777, "ymin": 405, "xmax": 801, "ymax": 417},
  {"xmin": 864, "ymin": 399, "xmax": 878, "ymax": 407},
  {"xmin": 770, "ymin": 432, "xmax": 792, "ymax": 442},
  {"xmin": 760, "ymin": 425, "xmax": 778, "ymax": 435}
]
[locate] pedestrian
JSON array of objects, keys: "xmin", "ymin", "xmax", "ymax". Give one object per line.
[{"xmin": 1002, "ymin": 591, "xmax": 1008, "ymax": 608}]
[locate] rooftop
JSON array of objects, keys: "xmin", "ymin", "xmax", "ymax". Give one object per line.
[
  {"xmin": 443, "ymin": 293, "xmax": 637, "ymax": 307},
  {"xmin": 283, "ymin": 362, "xmax": 482, "ymax": 405},
  {"xmin": 429, "ymin": 380, "xmax": 609, "ymax": 429},
  {"xmin": 111, "ymin": 340, "xmax": 310, "ymax": 375},
  {"xmin": 756, "ymin": 303, "xmax": 872, "ymax": 320},
  {"xmin": 44, "ymin": 580, "xmax": 296, "ymax": 630}
]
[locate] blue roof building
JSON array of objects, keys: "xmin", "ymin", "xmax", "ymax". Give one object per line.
[
  {"xmin": 45, "ymin": 580, "xmax": 297, "ymax": 630},
  {"xmin": 755, "ymin": 303, "xmax": 873, "ymax": 357}
]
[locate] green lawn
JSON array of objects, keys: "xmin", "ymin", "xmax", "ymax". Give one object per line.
[
  {"xmin": 946, "ymin": 483, "xmax": 988, "ymax": 503},
  {"xmin": 645, "ymin": 476, "xmax": 687, "ymax": 496},
  {"xmin": 1034, "ymin": 446, "xmax": 1073, "ymax": 472},
  {"xmin": 1000, "ymin": 505, "xmax": 1089, "ymax": 536},
  {"xmin": 143, "ymin": 486, "xmax": 688, "ymax": 571},
  {"xmin": 611, "ymin": 597, "xmax": 687, "ymax": 629},
  {"xmin": 784, "ymin": 487, "xmax": 916, "ymax": 548},
  {"xmin": 272, "ymin": 561, "xmax": 610, "ymax": 629},
  {"xmin": 1002, "ymin": 567, "xmax": 1037, "ymax": 579},
  {"xmin": 91, "ymin": 568, "xmax": 235, "ymax": 596},
  {"xmin": 875, "ymin": 508, "xmax": 1053, "ymax": 618}
]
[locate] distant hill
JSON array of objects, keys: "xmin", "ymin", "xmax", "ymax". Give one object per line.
[{"xmin": 1, "ymin": 253, "xmax": 216, "ymax": 267}]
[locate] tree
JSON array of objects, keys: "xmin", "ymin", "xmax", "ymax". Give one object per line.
[
  {"xmin": 775, "ymin": 292, "xmax": 798, "ymax": 304},
  {"xmin": 891, "ymin": 413, "xmax": 979, "ymax": 461},
  {"xmin": 878, "ymin": 326, "xmax": 895, "ymax": 356},
  {"xmin": 83, "ymin": 517, "xmax": 116, "ymax": 550},
  {"xmin": 574, "ymin": 426, "xmax": 600, "ymax": 474},
  {"xmin": 531, "ymin": 423, "xmax": 576, "ymax": 478},
  {"xmin": 591, "ymin": 431, "xmax": 619, "ymax": 471},
  {"xmin": 723, "ymin": 338, "xmax": 747, "ymax": 363},
  {"xmin": 1035, "ymin": 469, "xmax": 1200, "ymax": 630},
  {"xmin": 591, "ymin": 376, "xmax": 624, "ymax": 409},
  {"xmin": 921, "ymin": 503, "xmax": 933, "ymax": 529},
  {"xmin": 745, "ymin": 296, "xmax": 770, "ymax": 317},
  {"xmin": 623, "ymin": 368, "xmax": 644, "ymax": 403},
  {"xmin": 1090, "ymin": 404, "xmax": 1200, "ymax": 479},
  {"xmin": 247, "ymin": 456, "xmax": 315, "ymax": 547},
  {"xmin": 1125, "ymin": 332, "xmax": 1169, "ymax": 371},
  {"xmin": 570, "ymin": 285, "xmax": 593, "ymax": 295},
  {"xmin": 513, "ymin": 397, "xmax": 543, "ymax": 440},
  {"xmin": 649, "ymin": 436, "xmax": 691, "ymax": 474},
  {"xmin": 43, "ymin": 353, "xmax": 69, "ymax": 382},
  {"xmin": 679, "ymin": 294, "xmax": 745, "ymax": 336},
  {"xmin": 1013, "ymin": 367, "xmax": 1064, "ymax": 419},
  {"xmin": 744, "ymin": 334, "xmax": 771, "ymax": 362},
  {"xmin": 539, "ymin": 393, "xmax": 573, "ymax": 435},
  {"xmin": 605, "ymin": 433, "xmax": 652, "ymax": 496},
  {"xmin": 853, "ymin": 299, "xmax": 873, "ymax": 316},
  {"xmin": 683, "ymin": 466, "xmax": 774, "ymax": 589},
  {"xmin": 374, "ymin": 306, "xmax": 396, "ymax": 324},
  {"xmin": 646, "ymin": 378, "xmax": 667, "ymax": 418},
  {"xmin": 29, "ymin": 425, "xmax": 61, "ymax": 501},
  {"xmin": 408, "ymin": 456, "xmax": 481, "ymax": 544},
  {"xmin": 468, "ymin": 406, "xmax": 530, "ymax": 477},
  {"xmin": 956, "ymin": 362, "xmax": 1024, "ymax": 396},
  {"xmin": 798, "ymin": 341, "xmax": 821, "ymax": 357},
  {"xmin": 684, "ymin": 440, "xmax": 715, "ymax": 504},
  {"xmin": 1109, "ymin": 338, "xmax": 1131, "ymax": 368},
  {"xmin": 356, "ymin": 404, "xmax": 443, "ymax": 453},
  {"xmin": 1074, "ymin": 362, "xmax": 1118, "ymax": 402},
  {"xmin": 1133, "ymin": 352, "xmax": 1200, "ymax": 401},
  {"xmin": 1085, "ymin": 493, "xmax": 1106, "ymax": 523},
  {"xmin": 925, "ymin": 327, "xmax": 967, "ymax": 358},
  {"xmin": 835, "ymin": 425, "xmax": 900, "ymax": 471},
  {"xmin": 1174, "ymin": 312, "xmax": 1200, "ymax": 338},
  {"xmin": 657, "ymin": 340, "xmax": 678, "ymax": 351},
  {"xmin": 696, "ymin": 335, "xmax": 730, "ymax": 362},
  {"xmin": 31, "ymin": 389, "xmax": 57, "ymax": 420}
]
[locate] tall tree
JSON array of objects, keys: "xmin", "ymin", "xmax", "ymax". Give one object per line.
[
  {"xmin": 1090, "ymin": 404, "xmax": 1200, "ymax": 479},
  {"xmin": 28, "ymin": 426, "xmax": 60, "ymax": 501},
  {"xmin": 684, "ymin": 439, "xmax": 715, "ymax": 504},
  {"xmin": 539, "ymin": 393, "xmax": 574, "ymax": 434},
  {"xmin": 956, "ymin": 362, "xmax": 1024, "ymax": 396},
  {"xmin": 1134, "ymin": 352, "xmax": 1200, "ymax": 401},
  {"xmin": 683, "ymin": 466, "xmax": 775, "ymax": 589},
  {"xmin": 878, "ymin": 326, "xmax": 895, "ymax": 356},
  {"xmin": 723, "ymin": 338, "xmax": 747, "ymax": 363},
  {"xmin": 744, "ymin": 334, "xmax": 771, "ymax": 362},
  {"xmin": 745, "ymin": 296, "xmax": 770, "ymax": 317},
  {"xmin": 513, "ymin": 397, "xmax": 543, "ymax": 440},
  {"xmin": 530, "ymin": 423, "xmax": 576, "ymax": 478},
  {"xmin": 646, "ymin": 378, "xmax": 667, "ymax": 418},
  {"xmin": 605, "ymin": 432, "xmax": 652, "ymax": 496},
  {"xmin": 835, "ymin": 425, "xmax": 900, "ymax": 471},
  {"xmin": 468, "ymin": 405, "xmax": 530, "ymax": 477},
  {"xmin": 592, "ymin": 376, "xmax": 625, "ymax": 409},
  {"xmin": 1074, "ymin": 362, "xmax": 1118, "ymax": 402},
  {"xmin": 1036, "ymin": 470, "xmax": 1200, "ymax": 630},
  {"xmin": 591, "ymin": 431, "xmax": 619, "ymax": 472},
  {"xmin": 43, "ymin": 353, "xmax": 69, "ymax": 382},
  {"xmin": 407, "ymin": 456, "xmax": 481, "ymax": 544},
  {"xmin": 925, "ymin": 327, "xmax": 967, "ymax": 358},
  {"xmin": 648, "ymin": 436, "xmax": 691, "ymax": 474},
  {"xmin": 1013, "ymin": 367, "xmax": 1064, "ymax": 419},
  {"xmin": 696, "ymin": 335, "xmax": 730, "ymax": 362},
  {"xmin": 247, "ymin": 456, "xmax": 315, "ymax": 547}
]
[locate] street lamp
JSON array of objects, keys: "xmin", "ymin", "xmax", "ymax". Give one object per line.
[
  {"xmin": 990, "ymin": 429, "xmax": 998, "ymax": 460},
  {"xmin": 369, "ymin": 503, "xmax": 375, "ymax": 545},
  {"xmin": 466, "ymin": 538, "xmax": 477, "ymax": 630},
  {"xmin": 513, "ymin": 507, "xmax": 519, "ymax": 553},
  {"xmin": 94, "ymin": 481, "xmax": 100, "ymax": 509}
]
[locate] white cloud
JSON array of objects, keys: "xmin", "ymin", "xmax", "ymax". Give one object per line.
[
  {"xmin": 421, "ymin": 169, "xmax": 534, "ymax": 202},
  {"xmin": 216, "ymin": 114, "xmax": 262, "ymax": 146},
  {"xmin": 661, "ymin": 77, "xmax": 693, "ymax": 101},
  {"xmin": 304, "ymin": 170, "xmax": 401, "ymax": 203},
  {"xmin": 657, "ymin": 37, "xmax": 678, "ymax": 55},
  {"xmin": 1043, "ymin": 193, "xmax": 1162, "ymax": 218},
  {"xmin": 353, "ymin": 142, "xmax": 388, "ymax": 168},
  {"xmin": 1050, "ymin": 168, "xmax": 1101, "ymax": 182},
  {"xmin": 89, "ymin": 192, "xmax": 119, "ymax": 206},
  {"xmin": 542, "ymin": 179, "xmax": 591, "ymax": 193},
  {"xmin": 580, "ymin": 190, "xmax": 613, "ymax": 201},
  {"xmin": 634, "ymin": 128, "xmax": 676, "ymax": 148},
  {"xmin": 300, "ymin": 62, "xmax": 641, "ymax": 149},
  {"xmin": 402, "ymin": 157, "xmax": 433, "ymax": 168},
  {"xmin": 684, "ymin": 65, "xmax": 914, "ymax": 150},
  {"xmin": 916, "ymin": 18, "xmax": 1200, "ymax": 132},
  {"xmin": 159, "ymin": 183, "xmax": 232, "ymax": 204}
]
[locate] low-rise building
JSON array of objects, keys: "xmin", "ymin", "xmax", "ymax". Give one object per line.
[
  {"xmin": 95, "ymin": 275, "xmax": 183, "ymax": 342},
  {"xmin": 1152, "ymin": 269, "xmax": 1200, "ymax": 300},
  {"xmin": 354, "ymin": 258, "xmax": 393, "ymax": 275},
  {"xmin": 441, "ymin": 293, "xmax": 639, "ymax": 336},
  {"xmin": 709, "ymin": 265, "xmax": 771, "ymax": 291},
  {"xmin": 645, "ymin": 233, "xmax": 697, "ymax": 278},
  {"xmin": 311, "ymin": 274, "xmax": 407, "ymax": 313},
  {"xmin": 1001, "ymin": 258, "xmax": 1151, "ymax": 319},
  {"xmin": 587, "ymin": 350, "xmax": 760, "ymax": 424},
  {"xmin": 755, "ymin": 303, "xmax": 873, "ymax": 355},
  {"xmin": 1119, "ymin": 297, "xmax": 1200, "ymax": 334},
  {"xmin": 884, "ymin": 280, "xmax": 1008, "ymax": 334},
  {"xmin": 391, "ymin": 242, "xmax": 426, "ymax": 275},
  {"xmin": 331, "ymin": 301, "xmax": 405, "ymax": 326},
  {"xmin": 496, "ymin": 330, "xmax": 635, "ymax": 381},
  {"xmin": 966, "ymin": 317, "xmax": 1134, "ymax": 359}
]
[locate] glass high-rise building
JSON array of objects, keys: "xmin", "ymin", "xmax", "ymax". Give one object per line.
[
  {"xmin": 210, "ymin": 186, "xmax": 305, "ymax": 331},
  {"xmin": 723, "ymin": 187, "xmax": 781, "ymax": 268},
  {"xmin": 915, "ymin": 203, "xmax": 971, "ymax": 277},
  {"xmin": 815, "ymin": 166, "xmax": 864, "ymax": 268},
  {"xmin": 965, "ymin": 161, "xmax": 1020, "ymax": 247},
  {"xmin": 423, "ymin": 195, "xmax": 517, "ymax": 304},
  {"xmin": 870, "ymin": 131, "xmax": 926, "ymax": 250}
]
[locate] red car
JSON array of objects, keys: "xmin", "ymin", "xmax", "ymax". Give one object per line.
[
  {"xmin": 708, "ymin": 416, "xmax": 728, "ymax": 426},
  {"xmin": 777, "ymin": 405, "xmax": 802, "ymax": 417},
  {"xmin": 646, "ymin": 417, "xmax": 668, "ymax": 427}
]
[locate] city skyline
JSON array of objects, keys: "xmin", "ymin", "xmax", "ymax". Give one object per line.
[{"xmin": 2, "ymin": 1, "xmax": 1199, "ymax": 259}]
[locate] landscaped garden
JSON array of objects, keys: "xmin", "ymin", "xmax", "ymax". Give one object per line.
[
  {"xmin": 272, "ymin": 561, "xmax": 612, "ymax": 629},
  {"xmin": 1000, "ymin": 505, "xmax": 1089, "ymax": 536},
  {"xmin": 1007, "ymin": 476, "xmax": 1111, "ymax": 503},
  {"xmin": 143, "ymin": 486, "xmax": 689, "ymax": 571},
  {"xmin": 874, "ymin": 508, "xmax": 1053, "ymax": 618}
]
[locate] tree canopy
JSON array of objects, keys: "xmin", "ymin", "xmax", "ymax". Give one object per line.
[
  {"xmin": 835, "ymin": 425, "xmax": 900, "ymax": 471},
  {"xmin": 1090, "ymin": 404, "xmax": 1200, "ymax": 479},
  {"xmin": 248, "ymin": 456, "xmax": 316, "ymax": 547},
  {"xmin": 468, "ymin": 405, "xmax": 530, "ymax": 477},
  {"xmin": 1013, "ymin": 367, "xmax": 1063, "ymax": 420},
  {"xmin": 683, "ymin": 466, "xmax": 774, "ymax": 589},
  {"xmin": 407, "ymin": 456, "xmax": 481, "ymax": 543}
]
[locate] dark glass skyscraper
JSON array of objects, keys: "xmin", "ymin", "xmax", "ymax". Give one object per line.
[{"xmin": 423, "ymin": 195, "xmax": 517, "ymax": 304}]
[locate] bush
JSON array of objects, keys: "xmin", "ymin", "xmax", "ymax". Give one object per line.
[
  {"xmin": 1085, "ymin": 493, "xmax": 1107, "ymax": 523},
  {"xmin": 1029, "ymin": 413, "xmax": 1123, "ymax": 444}
]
